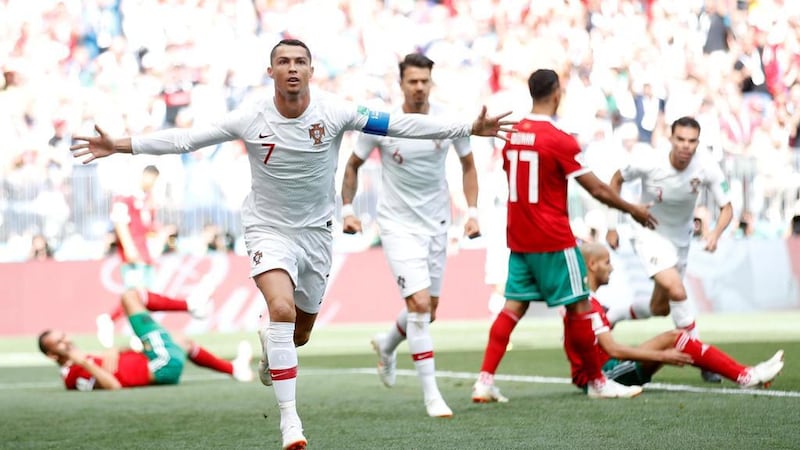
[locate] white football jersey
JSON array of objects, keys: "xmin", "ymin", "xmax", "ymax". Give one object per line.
[
  {"xmin": 132, "ymin": 91, "xmax": 471, "ymax": 229},
  {"xmin": 354, "ymin": 104, "xmax": 471, "ymax": 235},
  {"xmin": 620, "ymin": 148, "xmax": 730, "ymax": 247}
]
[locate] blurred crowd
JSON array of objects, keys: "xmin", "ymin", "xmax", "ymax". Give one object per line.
[{"xmin": 2, "ymin": 0, "xmax": 800, "ymax": 262}]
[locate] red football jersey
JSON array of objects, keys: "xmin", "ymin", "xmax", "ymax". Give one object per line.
[
  {"xmin": 563, "ymin": 297, "xmax": 611, "ymax": 387},
  {"xmin": 62, "ymin": 350, "xmax": 152, "ymax": 390},
  {"xmin": 501, "ymin": 115, "xmax": 589, "ymax": 252},
  {"xmin": 110, "ymin": 193, "xmax": 156, "ymax": 264}
]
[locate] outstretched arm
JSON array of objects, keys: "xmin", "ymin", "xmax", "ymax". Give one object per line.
[
  {"xmin": 72, "ymin": 120, "xmax": 239, "ymax": 163},
  {"xmin": 577, "ymin": 170, "xmax": 657, "ymax": 230},
  {"xmin": 597, "ymin": 333, "xmax": 692, "ymax": 366},
  {"xmin": 359, "ymin": 106, "xmax": 515, "ymax": 141}
]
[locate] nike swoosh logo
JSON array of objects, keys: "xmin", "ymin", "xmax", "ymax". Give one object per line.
[{"xmin": 258, "ymin": 133, "xmax": 274, "ymax": 139}]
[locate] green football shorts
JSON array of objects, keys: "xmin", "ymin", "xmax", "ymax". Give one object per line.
[
  {"xmin": 128, "ymin": 312, "xmax": 186, "ymax": 385},
  {"xmin": 504, "ymin": 247, "xmax": 590, "ymax": 307}
]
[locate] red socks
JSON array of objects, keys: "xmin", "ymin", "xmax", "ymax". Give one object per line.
[
  {"xmin": 142, "ymin": 291, "xmax": 189, "ymax": 312},
  {"xmin": 188, "ymin": 344, "xmax": 233, "ymax": 375},
  {"xmin": 479, "ymin": 309, "xmax": 520, "ymax": 374},
  {"xmin": 674, "ymin": 332, "xmax": 746, "ymax": 382},
  {"xmin": 564, "ymin": 310, "xmax": 604, "ymax": 384}
]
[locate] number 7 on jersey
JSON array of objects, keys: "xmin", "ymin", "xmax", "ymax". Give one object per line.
[{"xmin": 507, "ymin": 149, "xmax": 539, "ymax": 204}]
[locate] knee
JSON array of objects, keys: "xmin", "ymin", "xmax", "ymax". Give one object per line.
[
  {"xmin": 268, "ymin": 299, "xmax": 297, "ymax": 322},
  {"xmin": 651, "ymin": 303, "xmax": 670, "ymax": 317},
  {"xmin": 406, "ymin": 291, "xmax": 432, "ymax": 313}
]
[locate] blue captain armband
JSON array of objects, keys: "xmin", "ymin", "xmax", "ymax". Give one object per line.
[{"xmin": 360, "ymin": 108, "xmax": 390, "ymax": 136}]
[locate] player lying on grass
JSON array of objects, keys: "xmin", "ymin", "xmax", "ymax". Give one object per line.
[
  {"xmin": 566, "ymin": 242, "xmax": 784, "ymax": 394},
  {"xmin": 38, "ymin": 289, "xmax": 253, "ymax": 390}
]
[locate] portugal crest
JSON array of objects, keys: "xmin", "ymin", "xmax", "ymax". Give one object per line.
[
  {"xmin": 690, "ymin": 177, "xmax": 701, "ymax": 193},
  {"xmin": 309, "ymin": 123, "xmax": 325, "ymax": 145}
]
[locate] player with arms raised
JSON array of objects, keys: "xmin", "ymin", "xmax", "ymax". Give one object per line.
[
  {"xmin": 71, "ymin": 39, "xmax": 514, "ymax": 450},
  {"xmin": 472, "ymin": 69, "xmax": 657, "ymax": 402}
]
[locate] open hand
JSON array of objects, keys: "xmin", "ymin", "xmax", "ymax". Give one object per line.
[
  {"xmin": 470, "ymin": 106, "xmax": 517, "ymax": 141},
  {"xmin": 70, "ymin": 125, "xmax": 117, "ymax": 164}
]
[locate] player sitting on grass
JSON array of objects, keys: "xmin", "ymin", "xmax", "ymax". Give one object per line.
[
  {"xmin": 566, "ymin": 242, "xmax": 784, "ymax": 395},
  {"xmin": 38, "ymin": 289, "xmax": 253, "ymax": 390}
]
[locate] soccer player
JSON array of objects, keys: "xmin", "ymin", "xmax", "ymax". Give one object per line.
[
  {"xmin": 95, "ymin": 165, "xmax": 176, "ymax": 349},
  {"xmin": 38, "ymin": 289, "xmax": 253, "ymax": 391},
  {"xmin": 471, "ymin": 68, "xmax": 658, "ymax": 403},
  {"xmin": 604, "ymin": 116, "xmax": 734, "ymax": 383},
  {"xmin": 340, "ymin": 53, "xmax": 479, "ymax": 418},
  {"xmin": 569, "ymin": 242, "xmax": 784, "ymax": 392},
  {"xmin": 70, "ymin": 39, "xmax": 514, "ymax": 450}
]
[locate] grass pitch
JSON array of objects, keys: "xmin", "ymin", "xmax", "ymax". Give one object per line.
[{"xmin": 2, "ymin": 312, "xmax": 798, "ymax": 449}]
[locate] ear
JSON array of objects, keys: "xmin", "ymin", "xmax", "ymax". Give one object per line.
[{"xmin": 267, "ymin": 66, "xmax": 274, "ymax": 79}]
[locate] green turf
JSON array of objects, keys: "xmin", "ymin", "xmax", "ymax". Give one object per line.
[{"xmin": 3, "ymin": 313, "xmax": 799, "ymax": 449}]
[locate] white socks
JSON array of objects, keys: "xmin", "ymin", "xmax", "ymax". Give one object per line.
[
  {"xmin": 406, "ymin": 311, "xmax": 441, "ymax": 402},
  {"xmin": 669, "ymin": 300, "xmax": 698, "ymax": 338},
  {"xmin": 265, "ymin": 322, "xmax": 298, "ymax": 412},
  {"xmin": 383, "ymin": 308, "xmax": 408, "ymax": 354}
]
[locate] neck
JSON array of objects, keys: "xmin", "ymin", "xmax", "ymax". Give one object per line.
[
  {"xmin": 274, "ymin": 90, "xmax": 310, "ymax": 119},
  {"xmin": 403, "ymin": 101, "xmax": 429, "ymax": 114},
  {"xmin": 531, "ymin": 104, "xmax": 554, "ymax": 116},
  {"xmin": 668, "ymin": 151, "xmax": 684, "ymax": 171}
]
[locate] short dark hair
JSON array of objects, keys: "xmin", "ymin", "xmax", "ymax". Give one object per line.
[
  {"xmin": 399, "ymin": 53, "xmax": 434, "ymax": 80},
  {"xmin": 270, "ymin": 39, "xmax": 312, "ymax": 64},
  {"xmin": 528, "ymin": 69, "xmax": 560, "ymax": 101},
  {"xmin": 37, "ymin": 330, "xmax": 51, "ymax": 355},
  {"xmin": 671, "ymin": 116, "xmax": 701, "ymax": 134}
]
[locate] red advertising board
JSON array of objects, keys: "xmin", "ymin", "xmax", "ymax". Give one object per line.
[{"xmin": 0, "ymin": 249, "xmax": 493, "ymax": 336}]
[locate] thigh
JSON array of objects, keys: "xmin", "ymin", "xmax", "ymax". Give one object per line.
[
  {"xmin": 293, "ymin": 228, "xmax": 333, "ymax": 315},
  {"xmin": 535, "ymin": 247, "xmax": 590, "ymax": 307},
  {"xmin": 633, "ymin": 228, "xmax": 679, "ymax": 278},
  {"xmin": 426, "ymin": 233, "xmax": 448, "ymax": 297},
  {"xmin": 128, "ymin": 313, "xmax": 185, "ymax": 384},
  {"xmin": 504, "ymin": 252, "xmax": 542, "ymax": 302},
  {"xmin": 381, "ymin": 230, "xmax": 431, "ymax": 298},
  {"xmin": 244, "ymin": 226, "xmax": 301, "ymax": 284}
]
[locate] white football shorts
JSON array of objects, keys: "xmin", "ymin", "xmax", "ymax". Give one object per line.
[
  {"xmin": 244, "ymin": 224, "xmax": 332, "ymax": 314},
  {"xmin": 632, "ymin": 227, "xmax": 689, "ymax": 278},
  {"xmin": 380, "ymin": 229, "xmax": 447, "ymax": 298}
]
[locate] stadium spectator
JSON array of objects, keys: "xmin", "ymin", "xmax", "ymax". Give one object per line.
[
  {"xmin": 341, "ymin": 53, "xmax": 480, "ymax": 418},
  {"xmin": 605, "ymin": 116, "xmax": 734, "ymax": 383},
  {"xmin": 4, "ymin": 1, "xmax": 800, "ymax": 251},
  {"xmin": 69, "ymin": 38, "xmax": 512, "ymax": 450},
  {"xmin": 28, "ymin": 233, "xmax": 53, "ymax": 261},
  {"xmin": 37, "ymin": 288, "xmax": 253, "ymax": 391},
  {"xmin": 471, "ymin": 69, "xmax": 656, "ymax": 403},
  {"xmin": 570, "ymin": 242, "xmax": 784, "ymax": 391}
]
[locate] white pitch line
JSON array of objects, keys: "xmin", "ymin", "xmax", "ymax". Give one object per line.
[{"xmin": 4, "ymin": 368, "xmax": 799, "ymax": 398}]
